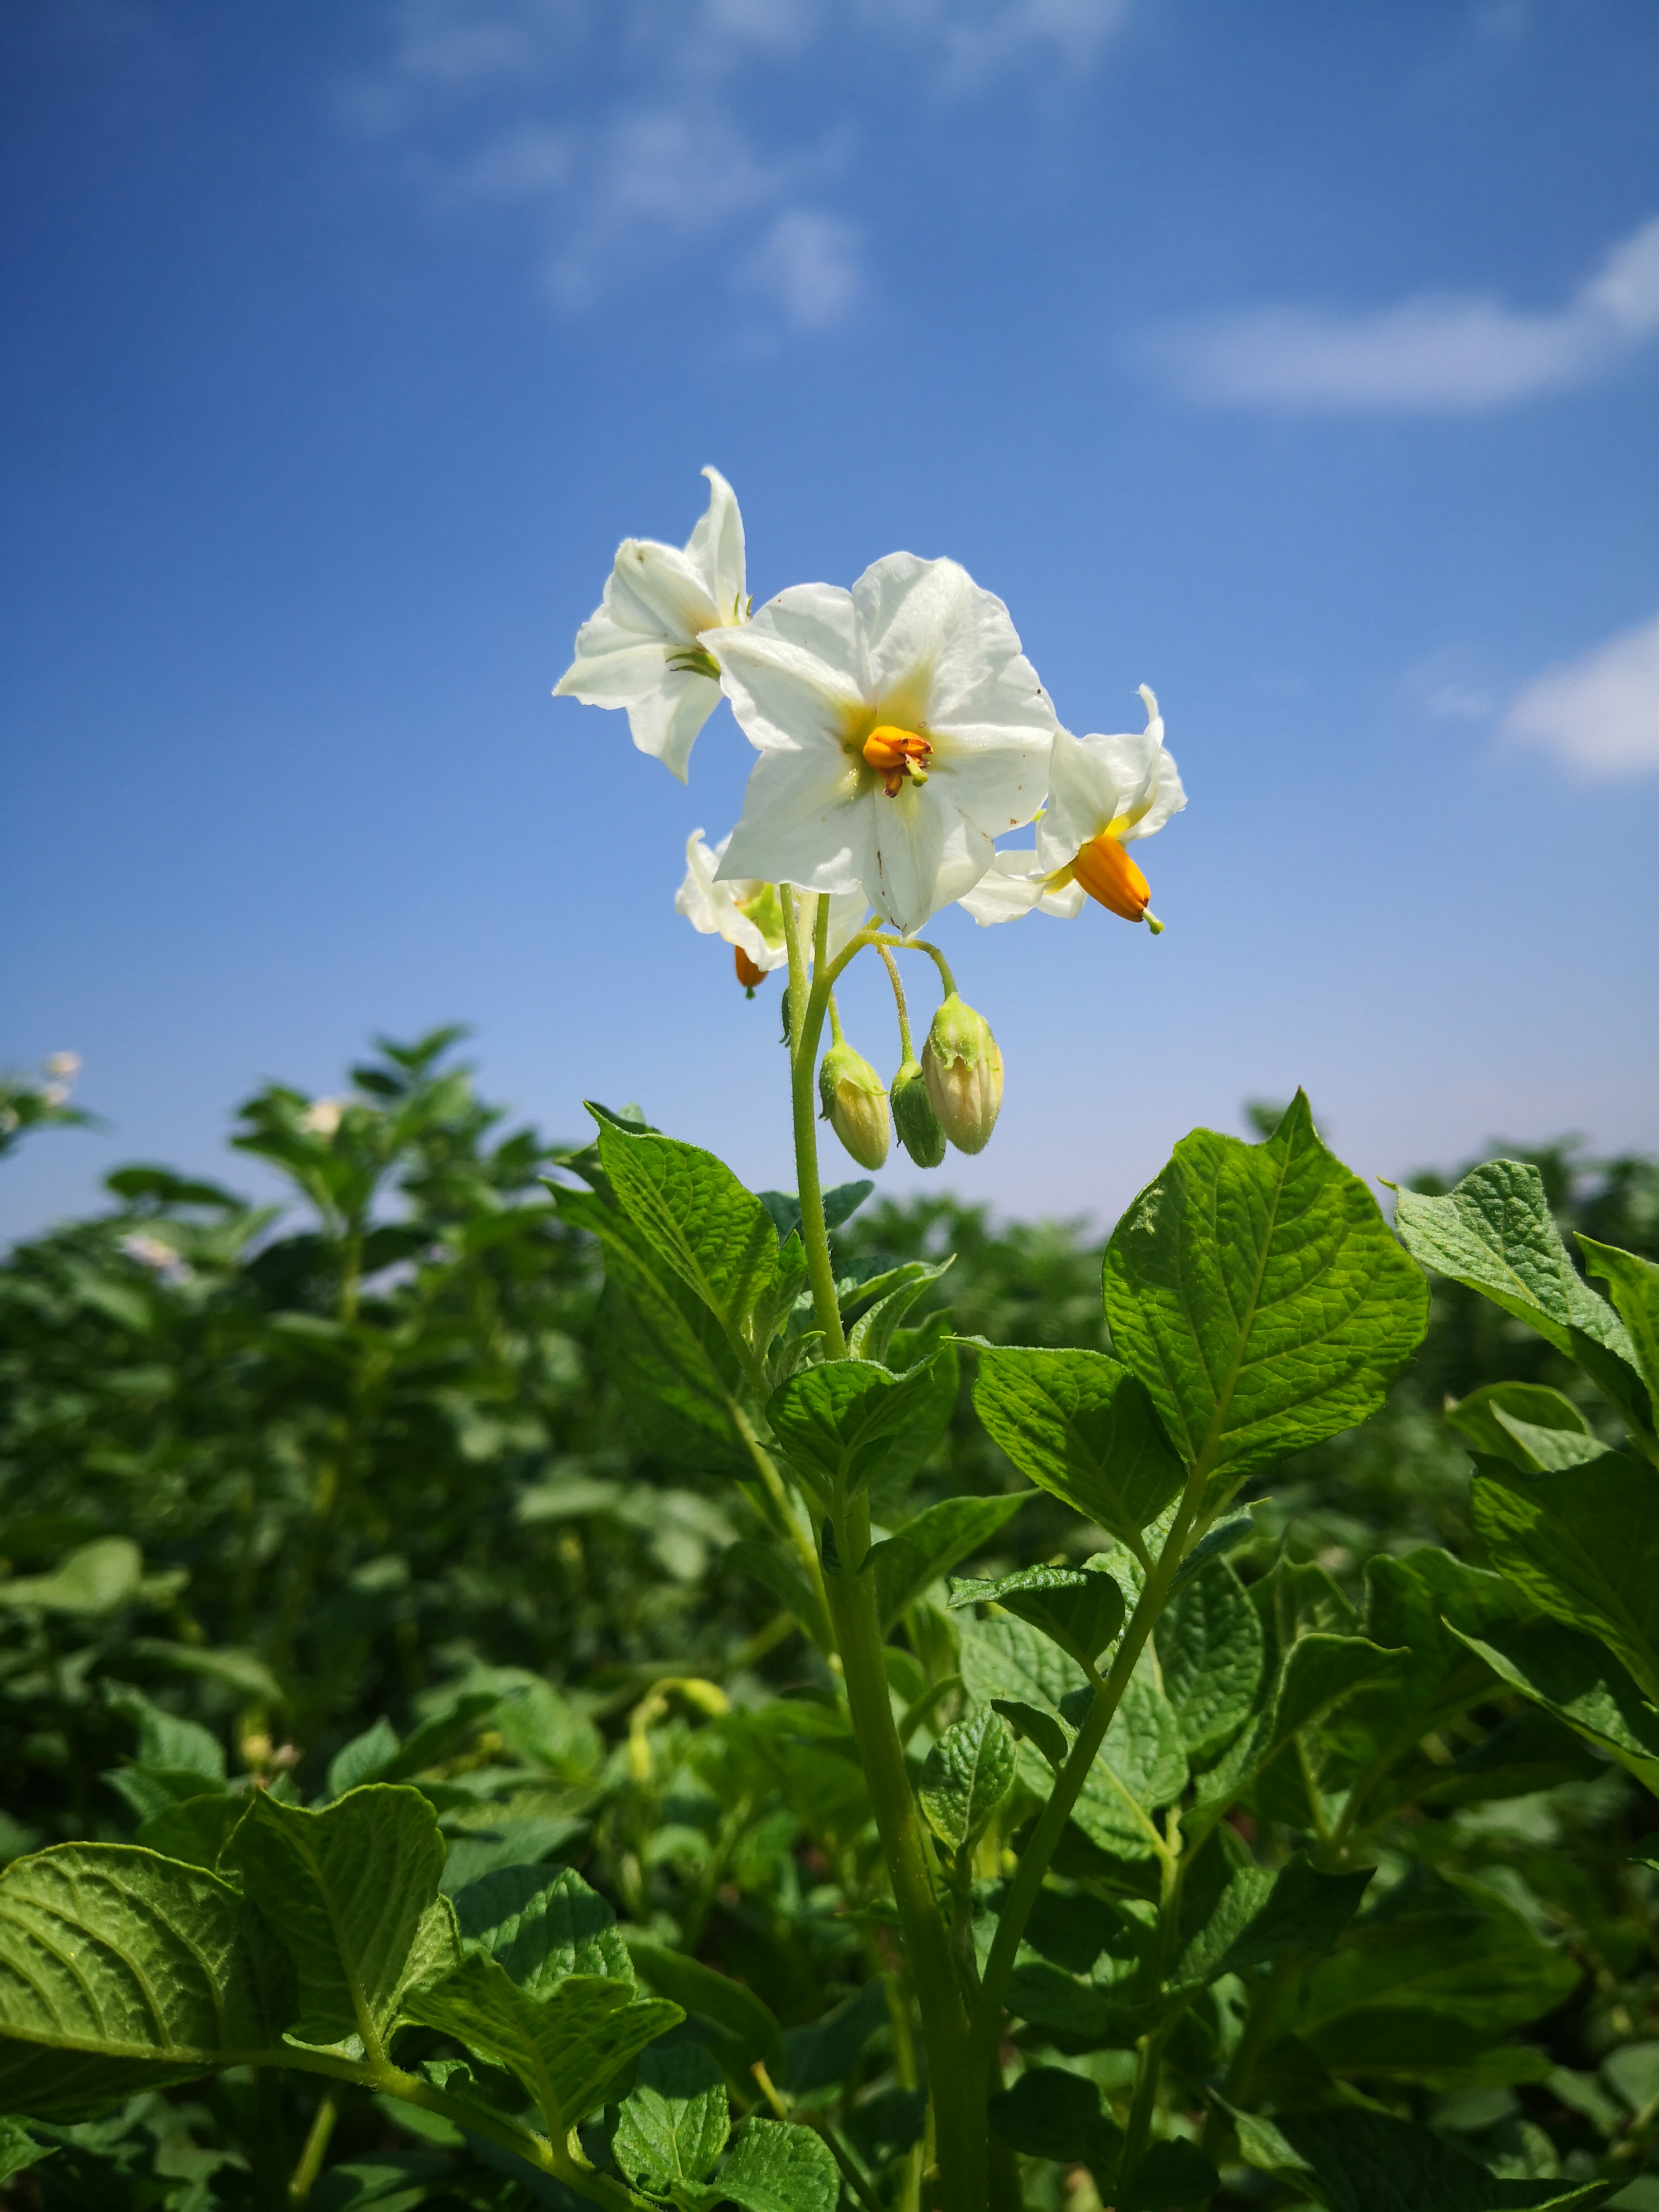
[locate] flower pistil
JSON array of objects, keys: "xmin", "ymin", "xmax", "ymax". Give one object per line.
[{"xmin": 861, "ymin": 725, "xmax": 933, "ymax": 795}]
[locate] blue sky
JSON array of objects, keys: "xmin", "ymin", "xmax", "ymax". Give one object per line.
[{"xmin": 3, "ymin": 0, "xmax": 1656, "ymax": 1246}]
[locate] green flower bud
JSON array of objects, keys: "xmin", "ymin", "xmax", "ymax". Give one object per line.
[
  {"xmin": 818, "ymin": 1041, "xmax": 890, "ymax": 1171},
  {"xmin": 890, "ymin": 1055, "xmax": 947, "ymax": 1169},
  {"xmin": 921, "ymin": 994, "xmax": 1003, "ymax": 1156}
]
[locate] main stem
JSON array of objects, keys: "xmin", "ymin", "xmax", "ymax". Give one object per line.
[{"xmin": 783, "ymin": 892, "xmax": 981, "ymax": 2212}]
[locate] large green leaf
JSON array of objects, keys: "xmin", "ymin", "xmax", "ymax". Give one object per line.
[
  {"xmin": 1174, "ymin": 1853, "xmax": 1372, "ymax": 1986},
  {"xmin": 971, "ymin": 1346, "xmax": 1183, "ymax": 1542},
  {"xmin": 0, "ymin": 1844, "xmax": 293, "ymax": 2117},
  {"xmin": 1470, "ymin": 1451, "xmax": 1659, "ymax": 1702},
  {"xmin": 1451, "ymin": 1617, "xmax": 1659, "ymax": 1794},
  {"xmin": 1580, "ymin": 1236, "xmax": 1659, "ymax": 1408},
  {"xmin": 1446, "ymin": 1382, "xmax": 1600, "ymax": 1471},
  {"xmin": 231, "ymin": 1785, "xmax": 455, "ymax": 2054},
  {"xmin": 704, "ymin": 2118, "xmax": 840, "ymax": 2212},
  {"xmin": 1152, "ymin": 1558, "xmax": 1263, "ymax": 1763},
  {"xmin": 1196, "ymin": 1632, "xmax": 1408, "ymax": 1819},
  {"xmin": 767, "ymin": 1355, "xmax": 955, "ymax": 1508},
  {"xmin": 407, "ymin": 1958, "xmax": 679, "ymax": 2133},
  {"xmin": 1253, "ymin": 2107, "xmax": 1617, "ymax": 2211},
  {"xmin": 948, "ymin": 1564, "xmax": 1125, "ymax": 1670},
  {"xmin": 450, "ymin": 1864, "xmax": 630, "ymax": 1995},
  {"xmin": 612, "ymin": 2041, "xmax": 730, "ymax": 2198},
  {"xmin": 1103, "ymin": 1094, "xmax": 1428, "ymax": 1495},
  {"xmin": 559, "ymin": 1191, "xmax": 749, "ymax": 1477},
  {"xmin": 1293, "ymin": 1866, "xmax": 1580, "ymax": 2089},
  {"xmin": 1391, "ymin": 1160, "xmax": 1633, "ymax": 1366},
  {"xmin": 918, "ymin": 1710, "xmax": 1017, "ymax": 1851},
  {"xmin": 595, "ymin": 1120, "xmax": 779, "ymax": 1364},
  {"xmin": 866, "ymin": 1493, "xmax": 1029, "ymax": 1631},
  {"xmin": 625, "ymin": 1941, "xmax": 783, "ymax": 2069},
  {"xmin": 987, "ymin": 2065, "xmax": 1122, "ymax": 2173}
]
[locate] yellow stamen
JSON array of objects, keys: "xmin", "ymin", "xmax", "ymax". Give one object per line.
[
  {"xmin": 862, "ymin": 724, "xmax": 933, "ymax": 797},
  {"xmin": 1071, "ymin": 832, "xmax": 1153, "ymax": 924},
  {"xmin": 733, "ymin": 944, "xmax": 767, "ymax": 991}
]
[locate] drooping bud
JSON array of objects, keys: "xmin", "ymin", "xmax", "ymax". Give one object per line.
[
  {"xmin": 922, "ymin": 995, "xmax": 1003, "ymax": 1155},
  {"xmin": 891, "ymin": 1055, "xmax": 947, "ymax": 1169},
  {"xmin": 818, "ymin": 1041, "xmax": 891, "ymax": 1170}
]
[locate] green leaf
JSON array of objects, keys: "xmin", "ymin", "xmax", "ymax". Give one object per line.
[
  {"xmin": 779, "ymin": 1977, "xmax": 890, "ymax": 2098},
  {"xmin": 1293, "ymin": 1865, "xmax": 1580, "ymax": 2089},
  {"xmin": 408, "ymin": 1958, "xmax": 680, "ymax": 2134},
  {"xmin": 1259, "ymin": 2107, "xmax": 1618, "ymax": 2211},
  {"xmin": 1197, "ymin": 1632, "xmax": 1409, "ymax": 1815},
  {"xmin": 595, "ymin": 1120, "xmax": 779, "ymax": 1364},
  {"xmin": 612, "ymin": 2041, "xmax": 730, "ymax": 2196},
  {"xmin": 1104, "ymin": 1094, "xmax": 1428, "ymax": 1497},
  {"xmin": 972, "ymin": 1346, "xmax": 1184, "ymax": 1541},
  {"xmin": 310, "ymin": 2151, "xmax": 453, "ymax": 2210},
  {"xmin": 0, "ymin": 2118, "xmax": 53, "ymax": 2182},
  {"xmin": 1116, "ymin": 2139, "xmax": 1221, "ymax": 2211},
  {"xmin": 919, "ymin": 1709, "xmax": 1017, "ymax": 1851},
  {"xmin": 1449, "ymin": 1617, "xmax": 1659, "ymax": 1793},
  {"xmin": 866, "ymin": 1493, "xmax": 1029, "ymax": 1632},
  {"xmin": 1391, "ymin": 1161, "xmax": 1634, "ymax": 1368},
  {"xmin": 328, "ymin": 1718, "xmax": 402, "ymax": 1798},
  {"xmin": 989, "ymin": 1700, "xmax": 1069, "ymax": 1772},
  {"xmin": 1066, "ymin": 1671, "xmax": 1189, "ymax": 1860},
  {"xmin": 1152, "ymin": 1559, "xmax": 1264, "ymax": 1763},
  {"xmin": 450, "ymin": 1864, "xmax": 630, "ymax": 1993},
  {"xmin": 134, "ymin": 1794, "xmax": 247, "ymax": 1871},
  {"xmin": 0, "ymin": 1537, "xmax": 143, "ymax": 1614},
  {"xmin": 0, "ymin": 1843, "xmax": 293, "ymax": 2117},
  {"xmin": 1175, "ymin": 1853, "xmax": 1373, "ymax": 1985},
  {"xmin": 757, "ymin": 1181, "xmax": 873, "ymax": 1243},
  {"xmin": 706, "ymin": 2117, "xmax": 840, "ymax": 2212},
  {"xmin": 767, "ymin": 1355, "xmax": 955, "ymax": 1508},
  {"xmin": 625, "ymin": 1941, "xmax": 783, "ymax": 2069},
  {"xmin": 948, "ymin": 1564, "xmax": 1126, "ymax": 1670},
  {"xmin": 105, "ymin": 1685, "xmax": 226, "ymax": 1783},
  {"xmin": 1470, "ymin": 1451, "xmax": 1659, "ymax": 1702},
  {"xmin": 1446, "ymin": 1382, "xmax": 1598, "ymax": 1470},
  {"xmin": 1581, "ymin": 1236, "xmax": 1659, "ymax": 1408},
  {"xmin": 988, "ymin": 2065, "xmax": 1122, "ymax": 2172},
  {"xmin": 231, "ymin": 1784, "xmax": 454, "ymax": 2054},
  {"xmin": 847, "ymin": 1259, "xmax": 953, "ymax": 1366},
  {"xmin": 559, "ymin": 1192, "xmax": 751, "ymax": 1478}
]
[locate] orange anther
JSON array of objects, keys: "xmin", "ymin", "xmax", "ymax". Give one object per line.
[
  {"xmin": 861, "ymin": 725, "xmax": 932, "ymax": 796},
  {"xmin": 1071, "ymin": 833, "xmax": 1152, "ymax": 923}
]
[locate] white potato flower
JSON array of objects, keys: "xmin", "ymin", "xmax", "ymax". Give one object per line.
[
  {"xmin": 959, "ymin": 688, "xmax": 1185, "ymax": 933},
  {"xmin": 676, "ymin": 830, "xmax": 867, "ymax": 991},
  {"xmin": 710, "ymin": 554, "xmax": 1057, "ymax": 938},
  {"xmin": 554, "ymin": 467, "xmax": 746, "ymax": 783}
]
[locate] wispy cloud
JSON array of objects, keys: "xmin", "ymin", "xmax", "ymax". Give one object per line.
[
  {"xmin": 341, "ymin": 0, "xmax": 1132, "ymax": 332},
  {"xmin": 1153, "ymin": 214, "xmax": 1659, "ymax": 414},
  {"xmin": 1503, "ymin": 612, "xmax": 1659, "ymax": 779}
]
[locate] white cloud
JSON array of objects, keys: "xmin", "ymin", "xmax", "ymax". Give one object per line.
[
  {"xmin": 1155, "ymin": 214, "xmax": 1659, "ymax": 414},
  {"xmin": 341, "ymin": 0, "xmax": 1131, "ymax": 332},
  {"xmin": 1503, "ymin": 612, "xmax": 1659, "ymax": 779},
  {"xmin": 741, "ymin": 210, "xmax": 861, "ymax": 329}
]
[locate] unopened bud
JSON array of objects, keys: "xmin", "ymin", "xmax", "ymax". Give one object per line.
[
  {"xmin": 891, "ymin": 1055, "xmax": 946, "ymax": 1169},
  {"xmin": 922, "ymin": 995, "xmax": 1003, "ymax": 1155},
  {"xmin": 818, "ymin": 1041, "xmax": 891, "ymax": 1170}
]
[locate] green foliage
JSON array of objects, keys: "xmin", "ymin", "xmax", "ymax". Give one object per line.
[{"xmin": 4, "ymin": 1034, "xmax": 1659, "ymax": 2210}]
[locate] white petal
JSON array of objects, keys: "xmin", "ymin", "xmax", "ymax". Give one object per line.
[
  {"xmin": 850, "ymin": 552, "xmax": 1056, "ymax": 835},
  {"xmin": 712, "ymin": 583, "xmax": 869, "ymax": 753},
  {"xmin": 1038, "ymin": 725, "xmax": 1160, "ymax": 864},
  {"xmin": 686, "ymin": 467, "xmax": 746, "ymax": 625},
  {"xmin": 608, "ymin": 537, "xmax": 722, "ymax": 646},
  {"xmin": 958, "ymin": 851, "xmax": 1044, "ymax": 926},
  {"xmin": 866, "ymin": 783, "xmax": 950, "ymax": 937},
  {"xmin": 719, "ymin": 745, "xmax": 865, "ymax": 894},
  {"xmin": 1122, "ymin": 745, "xmax": 1187, "ymax": 843},
  {"xmin": 823, "ymin": 889, "xmax": 873, "ymax": 961},
  {"xmin": 675, "ymin": 829, "xmax": 783, "ymax": 968}
]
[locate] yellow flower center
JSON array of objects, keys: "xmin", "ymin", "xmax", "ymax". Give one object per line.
[{"xmin": 862, "ymin": 725, "xmax": 933, "ymax": 797}]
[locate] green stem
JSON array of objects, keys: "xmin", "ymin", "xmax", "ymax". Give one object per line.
[
  {"xmin": 287, "ymin": 2083, "xmax": 336, "ymax": 2206},
  {"xmin": 878, "ymin": 948, "xmax": 917, "ymax": 1062},
  {"xmin": 969, "ymin": 1464, "xmax": 1206, "ymax": 2070},
  {"xmin": 783, "ymin": 891, "xmax": 847, "ymax": 1360},
  {"xmin": 825, "ymin": 1482, "xmax": 980, "ymax": 2212},
  {"xmin": 827, "ymin": 992, "xmax": 847, "ymax": 1046}
]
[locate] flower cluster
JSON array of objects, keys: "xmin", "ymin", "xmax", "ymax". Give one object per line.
[{"xmin": 554, "ymin": 470, "xmax": 1187, "ymax": 1165}]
